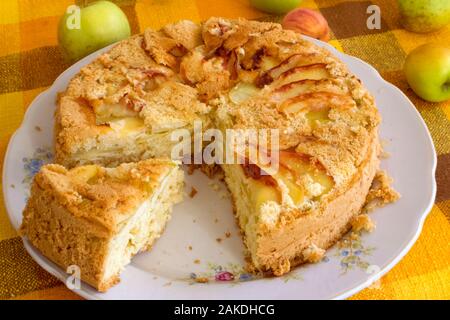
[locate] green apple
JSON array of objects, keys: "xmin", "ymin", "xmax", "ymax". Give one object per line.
[
  {"xmin": 250, "ymin": 0, "xmax": 303, "ymax": 15},
  {"xmin": 58, "ymin": 1, "xmax": 131, "ymax": 62},
  {"xmin": 404, "ymin": 43, "xmax": 450, "ymax": 102},
  {"xmin": 398, "ymin": 0, "xmax": 450, "ymax": 33}
]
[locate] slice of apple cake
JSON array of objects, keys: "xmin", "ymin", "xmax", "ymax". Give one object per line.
[{"xmin": 20, "ymin": 159, "xmax": 184, "ymax": 291}]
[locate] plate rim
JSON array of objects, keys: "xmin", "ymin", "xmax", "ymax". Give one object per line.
[{"xmin": 2, "ymin": 36, "xmax": 437, "ymax": 300}]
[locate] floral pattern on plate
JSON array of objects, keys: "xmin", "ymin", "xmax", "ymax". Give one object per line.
[
  {"xmin": 187, "ymin": 262, "xmax": 265, "ymax": 285},
  {"xmin": 186, "ymin": 261, "xmax": 305, "ymax": 285},
  {"xmin": 21, "ymin": 147, "xmax": 53, "ymax": 200},
  {"xmin": 22, "ymin": 147, "xmax": 53, "ymax": 185},
  {"xmin": 335, "ymin": 232, "xmax": 375, "ymax": 274}
]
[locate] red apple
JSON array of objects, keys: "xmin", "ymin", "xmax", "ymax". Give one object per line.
[{"xmin": 282, "ymin": 8, "xmax": 330, "ymax": 42}]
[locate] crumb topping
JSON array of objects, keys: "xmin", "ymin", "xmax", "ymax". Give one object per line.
[
  {"xmin": 28, "ymin": 159, "xmax": 177, "ymax": 234},
  {"xmin": 364, "ymin": 170, "xmax": 400, "ymax": 212},
  {"xmin": 189, "ymin": 187, "xmax": 198, "ymax": 198},
  {"xmin": 302, "ymin": 244, "xmax": 325, "ymax": 263},
  {"xmin": 351, "ymin": 214, "xmax": 376, "ymax": 233}
]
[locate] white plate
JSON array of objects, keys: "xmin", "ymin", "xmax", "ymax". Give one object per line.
[{"xmin": 2, "ymin": 37, "xmax": 437, "ymax": 300}]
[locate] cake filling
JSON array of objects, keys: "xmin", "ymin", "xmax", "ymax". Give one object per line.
[{"xmin": 103, "ymin": 167, "xmax": 183, "ymax": 282}]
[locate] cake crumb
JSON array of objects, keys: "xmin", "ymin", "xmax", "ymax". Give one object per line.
[
  {"xmin": 214, "ymin": 218, "xmax": 219, "ymax": 223},
  {"xmin": 245, "ymin": 261, "xmax": 257, "ymax": 274},
  {"xmin": 200, "ymin": 163, "xmax": 222, "ymax": 178},
  {"xmin": 187, "ymin": 164, "xmax": 196, "ymax": 175},
  {"xmin": 351, "ymin": 214, "xmax": 375, "ymax": 233},
  {"xmin": 380, "ymin": 150, "xmax": 391, "ymax": 159},
  {"xmin": 273, "ymin": 258, "xmax": 291, "ymax": 276},
  {"xmin": 10, "ymin": 184, "xmax": 15, "ymax": 188},
  {"xmin": 195, "ymin": 277, "xmax": 209, "ymax": 283},
  {"xmin": 364, "ymin": 170, "xmax": 400, "ymax": 212},
  {"xmin": 350, "ymin": 232, "xmax": 360, "ymax": 241},
  {"xmin": 188, "ymin": 245, "xmax": 192, "ymax": 251},
  {"xmin": 189, "ymin": 187, "xmax": 198, "ymax": 198},
  {"xmin": 216, "ymin": 237, "xmax": 222, "ymax": 243},
  {"xmin": 225, "ymin": 231, "xmax": 231, "ymax": 238},
  {"xmin": 194, "ymin": 259, "xmax": 201, "ymax": 264},
  {"xmin": 219, "ymin": 191, "xmax": 229, "ymax": 199},
  {"xmin": 208, "ymin": 181, "xmax": 220, "ymax": 191},
  {"xmin": 35, "ymin": 126, "xmax": 42, "ymax": 132},
  {"xmin": 302, "ymin": 244, "xmax": 325, "ymax": 263}
]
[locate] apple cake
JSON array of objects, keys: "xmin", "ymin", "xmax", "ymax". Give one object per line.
[
  {"xmin": 29, "ymin": 17, "xmax": 395, "ymax": 287},
  {"xmin": 20, "ymin": 159, "xmax": 184, "ymax": 291}
]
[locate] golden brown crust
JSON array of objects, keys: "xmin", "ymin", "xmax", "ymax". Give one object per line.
[
  {"xmin": 139, "ymin": 81, "xmax": 210, "ymax": 132},
  {"xmin": 143, "ymin": 29, "xmax": 183, "ymax": 69},
  {"xmin": 162, "ymin": 20, "xmax": 203, "ymax": 50}
]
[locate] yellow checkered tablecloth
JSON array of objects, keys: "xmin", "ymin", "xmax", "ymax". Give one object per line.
[{"xmin": 0, "ymin": 0, "xmax": 449, "ymax": 300}]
